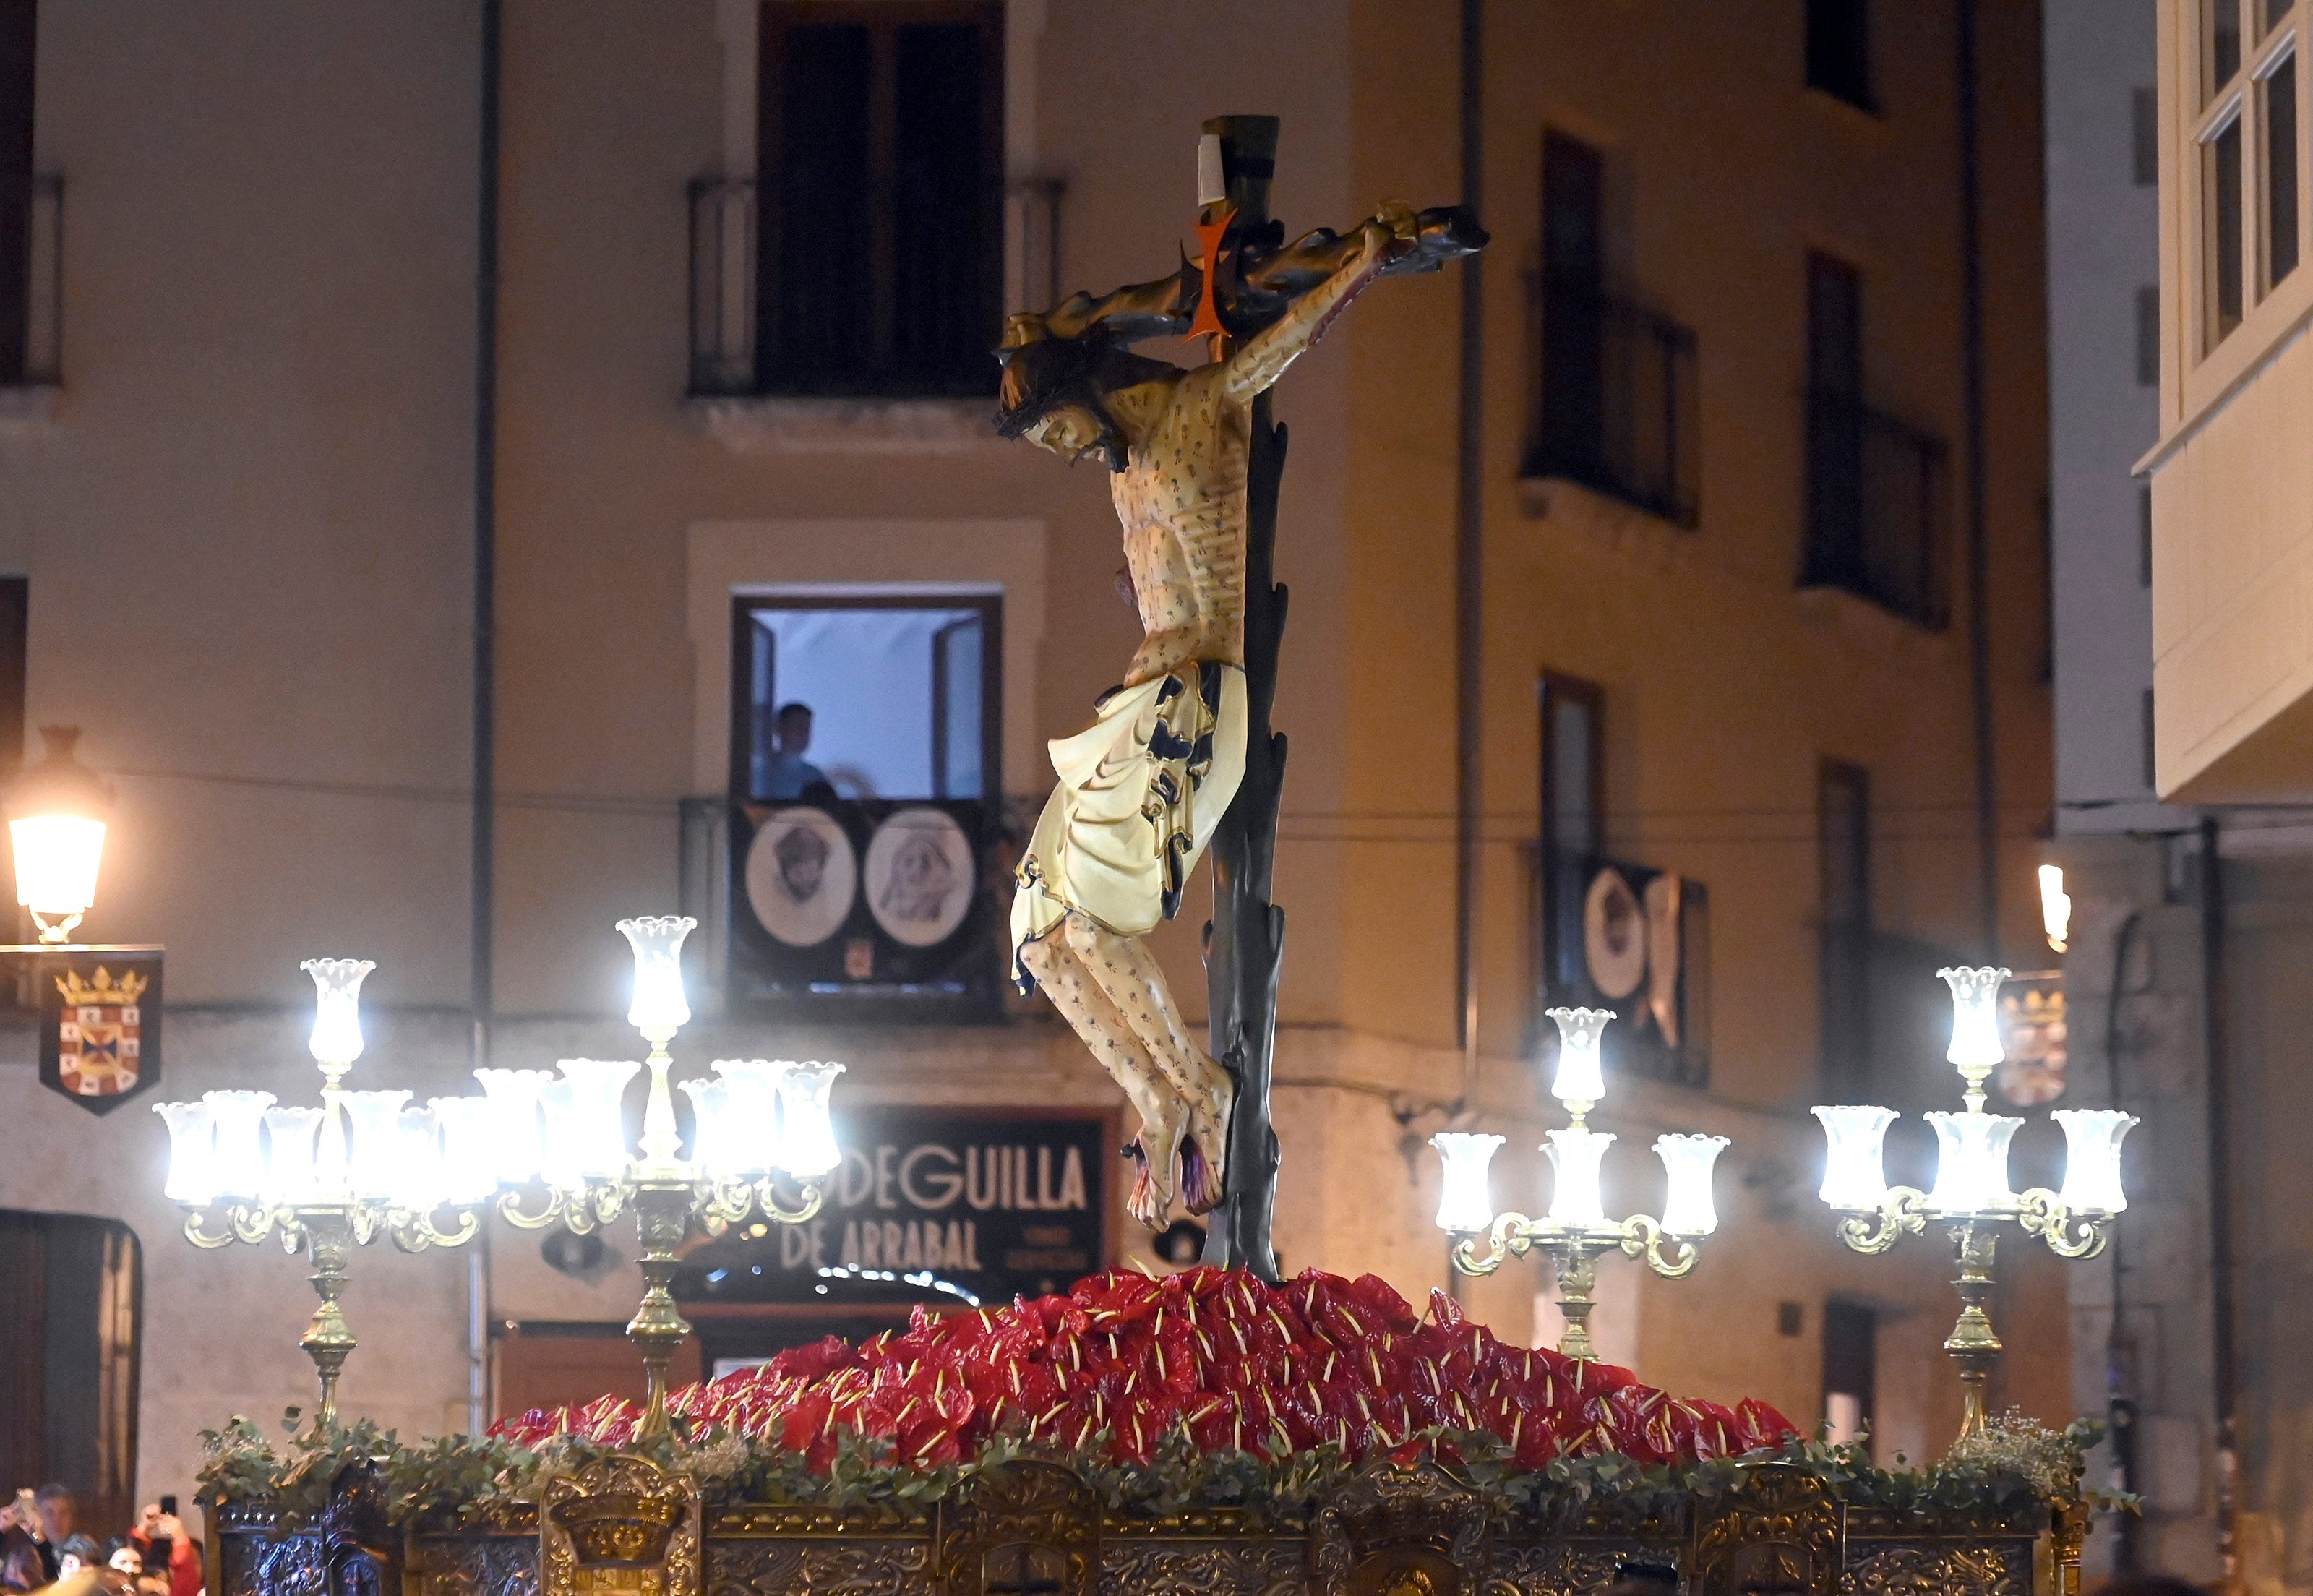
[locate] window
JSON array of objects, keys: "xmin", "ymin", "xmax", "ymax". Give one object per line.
[
  {"xmin": 2134, "ymin": 86, "xmax": 2161, "ymax": 185},
  {"xmin": 1, "ymin": 0, "xmax": 32, "ymax": 385},
  {"xmin": 726, "ymin": 591, "xmax": 1003, "ymax": 1016},
  {"xmin": 0, "ymin": 1211, "xmax": 140, "ymax": 1535},
  {"xmin": 1527, "ymin": 131, "xmax": 1700, "ymax": 527},
  {"xmin": 1822, "ymin": 1297, "xmax": 1876, "ymax": 1455},
  {"xmin": 2137, "ymin": 285, "xmax": 2161, "ymax": 385},
  {"xmin": 1806, "ymin": 0, "xmax": 1873, "ymax": 111},
  {"xmin": 1535, "ymin": 674, "xmax": 1709, "ymax": 1086},
  {"xmin": 1802, "ymin": 254, "xmax": 1950, "ymax": 627},
  {"xmin": 749, "ymin": 1, "xmax": 1003, "ymax": 398},
  {"xmin": 1818, "ymin": 760, "xmax": 1871, "ymax": 1098},
  {"xmin": 2193, "ymin": 0, "xmax": 2306, "ymax": 355},
  {"xmin": 2140, "ymin": 484, "xmax": 2155, "ymax": 586}
]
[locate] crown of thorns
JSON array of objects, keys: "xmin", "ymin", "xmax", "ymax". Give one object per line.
[{"xmin": 992, "ymin": 330, "xmax": 1180, "ymax": 440}]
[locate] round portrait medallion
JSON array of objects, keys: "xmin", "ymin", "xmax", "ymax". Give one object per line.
[
  {"xmin": 744, "ymin": 805, "xmax": 857, "ymax": 947},
  {"xmin": 863, "ymin": 807, "xmax": 976, "ymax": 948}
]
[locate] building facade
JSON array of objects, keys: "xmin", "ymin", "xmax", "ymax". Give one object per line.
[{"xmin": 0, "ymin": 0, "xmax": 2064, "ymax": 1517}]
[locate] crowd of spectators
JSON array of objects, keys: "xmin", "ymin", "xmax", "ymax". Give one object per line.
[{"xmin": 0, "ymin": 1487, "xmax": 201, "ymax": 1596}]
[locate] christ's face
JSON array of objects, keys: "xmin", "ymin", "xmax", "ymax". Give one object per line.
[{"xmin": 1023, "ymin": 403, "xmax": 1107, "ymax": 463}]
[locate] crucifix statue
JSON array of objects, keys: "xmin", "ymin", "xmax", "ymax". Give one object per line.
[{"xmin": 995, "ymin": 116, "xmax": 1483, "ymax": 1263}]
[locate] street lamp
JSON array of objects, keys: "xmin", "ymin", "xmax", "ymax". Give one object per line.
[
  {"xmin": 8, "ymin": 725, "xmax": 112, "ymax": 943},
  {"xmin": 1433, "ymin": 1006, "xmax": 1728, "ymax": 1360},
  {"xmin": 1811, "ymin": 966, "xmax": 2137, "ymax": 1443}
]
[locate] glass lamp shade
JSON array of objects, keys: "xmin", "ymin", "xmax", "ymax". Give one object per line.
[
  {"xmin": 1545, "ymin": 1007, "xmax": 1613, "ymax": 1107},
  {"xmin": 1811, "ymin": 1105, "xmax": 1897, "ymax": 1210},
  {"xmin": 11, "ymin": 817, "xmax": 105, "ymax": 920},
  {"xmin": 395, "ymin": 1105, "xmax": 445, "ymax": 1211},
  {"xmin": 206, "ymin": 1091, "xmax": 277, "ymax": 1199},
  {"xmin": 550, "ymin": 1058, "xmax": 640, "ymax": 1180},
  {"xmin": 337, "ymin": 1089, "xmax": 413, "ymax": 1199},
  {"xmin": 1939, "ymin": 966, "xmax": 2011, "ymax": 1078},
  {"xmin": 773, "ymin": 1060, "xmax": 844, "ymax": 1178},
  {"xmin": 1543, "ymin": 1127, "xmax": 1615, "ymax": 1229},
  {"xmin": 2053, "ymin": 1107, "xmax": 2140, "ymax": 1214},
  {"xmin": 1429, "ymin": 1131, "xmax": 1505, "ymax": 1232},
  {"xmin": 1924, "ymin": 1110, "xmax": 2022, "ymax": 1214},
  {"xmin": 153, "ymin": 1100, "xmax": 218, "ymax": 1206},
  {"xmin": 1654, "ymin": 1133, "xmax": 1729, "ymax": 1236},
  {"xmin": 429, "ymin": 1097, "xmax": 500, "ymax": 1206},
  {"xmin": 473, "ymin": 1067, "xmax": 554, "ymax": 1183},
  {"xmin": 7, "ymin": 726, "xmax": 113, "ymax": 921},
  {"xmin": 710, "ymin": 1060, "xmax": 784, "ymax": 1175},
  {"xmin": 617, "ymin": 916, "xmax": 695, "ymax": 1034},
  {"xmin": 2038, "ymin": 864, "xmax": 2071, "ymax": 953},
  {"xmin": 301, "ymin": 958, "xmax": 375, "ymax": 1071},
  {"xmin": 259, "ymin": 1105, "xmax": 324, "ymax": 1206},
  {"xmin": 677, "ymin": 1077, "xmax": 734, "ymax": 1177}
]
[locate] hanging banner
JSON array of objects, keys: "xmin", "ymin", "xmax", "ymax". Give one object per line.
[{"xmin": 38, "ymin": 949, "xmax": 163, "ymax": 1115}]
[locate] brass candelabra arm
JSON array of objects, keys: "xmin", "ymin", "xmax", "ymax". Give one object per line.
[
  {"xmin": 1451, "ymin": 1210, "xmax": 1551, "ymax": 1277},
  {"xmin": 695, "ymin": 1175, "xmax": 758, "ymax": 1235},
  {"xmin": 2015, "ymin": 1189, "xmax": 2111, "ymax": 1260},
  {"xmin": 387, "ymin": 1204, "xmax": 481, "ymax": 1252},
  {"xmin": 184, "ymin": 1206, "xmax": 262, "ymax": 1249},
  {"xmin": 756, "ymin": 1175, "xmax": 825, "ymax": 1227},
  {"xmin": 1618, "ymin": 1214, "xmax": 1699, "ymax": 1279},
  {"xmin": 1835, "ymin": 1186, "xmax": 1928, "ymax": 1254},
  {"xmin": 497, "ymin": 1186, "xmax": 565, "ymax": 1230}
]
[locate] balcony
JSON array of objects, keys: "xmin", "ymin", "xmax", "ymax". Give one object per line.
[
  {"xmin": 1524, "ymin": 279, "xmax": 1700, "ymax": 529},
  {"xmin": 1801, "ymin": 391, "xmax": 1949, "ymax": 630},
  {"xmin": 1, "ymin": 173, "xmax": 61, "ymax": 406}
]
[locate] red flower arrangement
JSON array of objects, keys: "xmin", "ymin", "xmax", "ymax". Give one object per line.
[{"xmin": 492, "ymin": 1267, "xmax": 1795, "ymax": 1472}]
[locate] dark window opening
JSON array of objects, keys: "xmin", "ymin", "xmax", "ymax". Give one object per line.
[
  {"xmin": 2209, "ymin": 0, "xmax": 2244, "ymax": 102},
  {"xmin": 1822, "ymin": 1297, "xmax": 1877, "ymax": 1456},
  {"xmin": 725, "ymin": 591, "xmax": 1004, "ymax": 1018},
  {"xmin": 0, "ymin": 1211, "xmax": 140, "ymax": 1539},
  {"xmin": 1527, "ymin": 131, "xmax": 1699, "ymax": 527},
  {"xmin": 1, "ymin": 0, "xmax": 34, "ymax": 385},
  {"xmin": 2136, "ymin": 285, "xmax": 2161, "ymax": 385},
  {"xmin": 2144, "ymin": 687, "xmax": 2159, "ymax": 790},
  {"xmin": 737, "ymin": 1, "xmax": 1003, "ymax": 398},
  {"xmin": 2140, "ymin": 485, "xmax": 2155, "ymax": 588},
  {"xmin": 1818, "ymin": 760, "xmax": 1871, "ymax": 1099},
  {"xmin": 1535, "ymin": 675, "xmax": 1709, "ymax": 1087},
  {"xmin": 1802, "ymin": 254, "xmax": 1949, "ymax": 628},
  {"xmin": 0, "ymin": 575, "xmax": 22, "ymax": 943},
  {"xmin": 2209, "ymin": 113, "xmax": 2245, "ymax": 345},
  {"xmin": 2133, "ymin": 86, "xmax": 2160, "ymax": 186},
  {"xmin": 1806, "ymin": 0, "xmax": 1874, "ymax": 111},
  {"xmin": 2264, "ymin": 52, "xmax": 2299, "ymax": 291}
]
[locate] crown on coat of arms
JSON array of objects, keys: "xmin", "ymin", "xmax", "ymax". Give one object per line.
[{"xmin": 55, "ymin": 966, "xmax": 148, "ymax": 1006}]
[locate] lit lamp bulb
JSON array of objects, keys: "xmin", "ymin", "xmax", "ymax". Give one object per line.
[
  {"xmin": 302, "ymin": 958, "xmax": 375, "ymax": 1073},
  {"xmin": 1429, "ymin": 1131, "xmax": 1504, "ymax": 1233},
  {"xmin": 1939, "ymin": 966, "xmax": 2010, "ymax": 1097},
  {"xmin": 618, "ymin": 915, "xmax": 695, "ymax": 1038},
  {"xmin": 2052, "ymin": 1107, "xmax": 2139, "ymax": 1215},
  {"xmin": 153, "ymin": 1099, "xmax": 219, "ymax": 1206},
  {"xmin": 1543, "ymin": 1126, "xmax": 1615, "ymax": 1229},
  {"xmin": 1811, "ymin": 1105, "xmax": 1897, "ymax": 1210},
  {"xmin": 1545, "ymin": 1006, "xmax": 1613, "ymax": 1112},
  {"xmin": 2038, "ymin": 864, "xmax": 2071, "ymax": 955},
  {"xmin": 1924, "ymin": 1110, "xmax": 2022, "ymax": 1215},
  {"xmin": 8, "ymin": 726, "xmax": 113, "ymax": 943},
  {"xmin": 773, "ymin": 1060, "xmax": 844, "ymax": 1179},
  {"xmin": 1654, "ymin": 1133, "xmax": 1729, "ymax": 1236}
]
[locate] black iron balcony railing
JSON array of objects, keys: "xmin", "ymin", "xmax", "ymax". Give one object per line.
[
  {"xmin": 1, "ymin": 173, "xmax": 62, "ymax": 388},
  {"xmin": 1524, "ymin": 276, "xmax": 1700, "ymax": 528},
  {"xmin": 690, "ymin": 175, "xmax": 1029, "ymax": 402},
  {"xmin": 1803, "ymin": 390, "xmax": 1949, "ymax": 630}
]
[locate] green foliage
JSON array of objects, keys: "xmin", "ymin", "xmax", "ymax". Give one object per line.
[{"xmin": 195, "ymin": 1410, "xmax": 2124, "ymax": 1533}]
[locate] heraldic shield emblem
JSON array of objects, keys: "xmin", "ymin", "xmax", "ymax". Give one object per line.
[{"xmin": 39, "ymin": 951, "xmax": 163, "ymax": 1114}]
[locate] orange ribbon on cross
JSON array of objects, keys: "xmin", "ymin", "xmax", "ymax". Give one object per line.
[{"xmin": 1188, "ymin": 204, "xmax": 1237, "ymax": 354}]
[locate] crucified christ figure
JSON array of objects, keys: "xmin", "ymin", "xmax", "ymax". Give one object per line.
[{"xmin": 994, "ymin": 194, "xmax": 1478, "ymax": 1230}]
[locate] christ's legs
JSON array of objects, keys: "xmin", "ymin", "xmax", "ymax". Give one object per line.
[
  {"xmin": 1058, "ymin": 914, "xmax": 1235, "ymax": 1216},
  {"xmin": 1019, "ymin": 922, "xmax": 1184, "ymax": 1229}
]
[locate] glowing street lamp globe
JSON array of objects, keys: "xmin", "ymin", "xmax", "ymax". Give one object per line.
[{"xmin": 7, "ymin": 725, "xmax": 113, "ymax": 943}]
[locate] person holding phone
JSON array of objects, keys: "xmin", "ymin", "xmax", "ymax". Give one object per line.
[
  {"xmin": 129, "ymin": 1501, "xmax": 199, "ymax": 1596},
  {"xmin": 1, "ymin": 1484, "xmax": 74, "ymax": 1590}
]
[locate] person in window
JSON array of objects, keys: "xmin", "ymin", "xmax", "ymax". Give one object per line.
[{"xmin": 762, "ymin": 703, "xmax": 830, "ymax": 800}]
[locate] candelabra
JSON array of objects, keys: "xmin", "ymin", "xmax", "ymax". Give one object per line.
[
  {"xmin": 488, "ymin": 916, "xmax": 841, "ymax": 1440},
  {"xmin": 1431, "ymin": 1007, "xmax": 1728, "ymax": 1360},
  {"xmin": 153, "ymin": 959, "xmax": 483, "ymax": 1430},
  {"xmin": 155, "ymin": 917, "xmax": 846, "ymax": 1442},
  {"xmin": 1813, "ymin": 966, "xmax": 2137, "ymax": 1443}
]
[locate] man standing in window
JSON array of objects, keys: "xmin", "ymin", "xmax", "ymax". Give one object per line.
[
  {"xmin": 995, "ymin": 200, "xmax": 1475, "ymax": 1230},
  {"xmin": 760, "ymin": 702, "xmax": 829, "ymax": 800}
]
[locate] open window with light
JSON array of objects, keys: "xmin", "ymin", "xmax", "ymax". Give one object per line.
[{"xmin": 726, "ymin": 590, "xmax": 1003, "ymax": 1018}]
